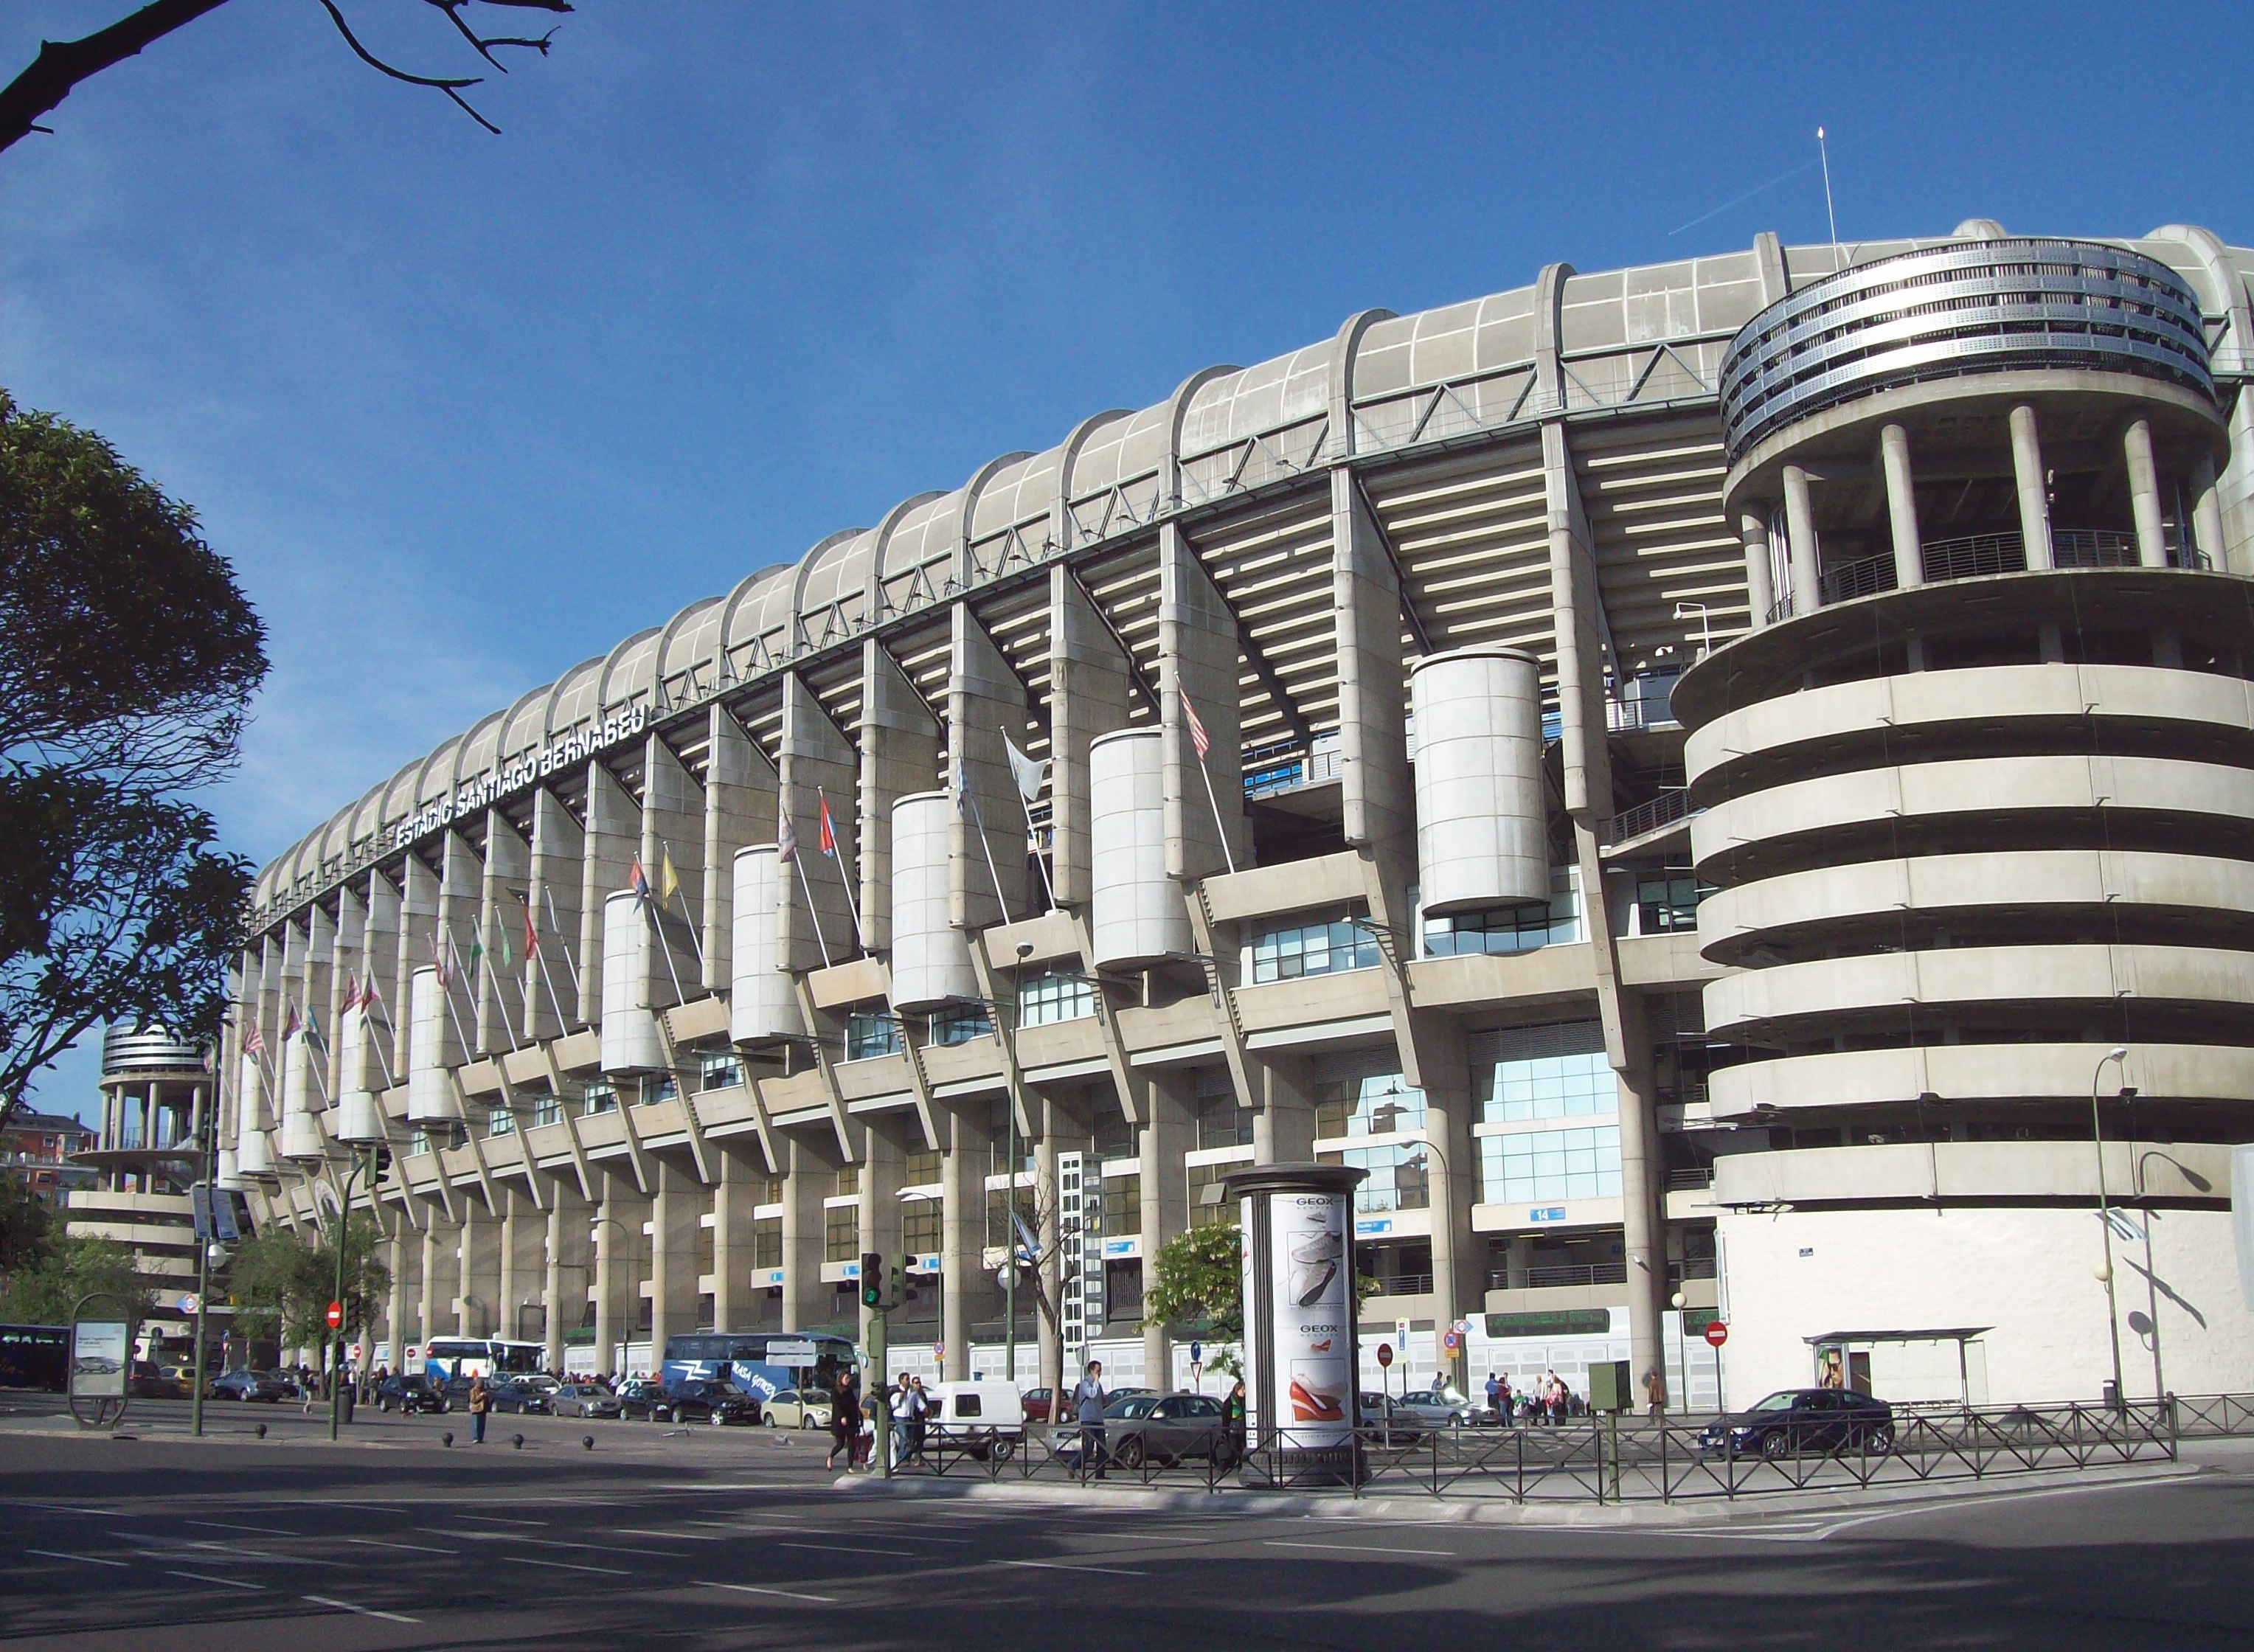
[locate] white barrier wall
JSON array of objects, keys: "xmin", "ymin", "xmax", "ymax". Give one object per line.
[
  {"xmin": 235, "ymin": 1050, "xmax": 274, "ymax": 1177},
  {"xmin": 277, "ymin": 1030, "xmax": 324, "ymax": 1161}
]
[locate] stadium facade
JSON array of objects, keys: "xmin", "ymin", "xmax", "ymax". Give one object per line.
[{"xmin": 221, "ymin": 219, "xmax": 2254, "ymax": 1409}]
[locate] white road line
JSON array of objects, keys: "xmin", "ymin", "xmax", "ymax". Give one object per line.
[
  {"xmin": 524, "ymin": 1536, "xmax": 676, "ymax": 1558},
  {"xmin": 165, "ymin": 1569, "xmax": 267, "ymax": 1591},
  {"xmin": 184, "ymin": 1541, "xmax": 346, "ymax": 1567},
  {"xmin": 22, "ymin": 1504, "xmax": 124, "ymax": 1517},
  {"xmin": 614, "ymin": 1528, "xmax": 724, "ymax": 1541},
  {"xmin": 503, "ymin": 1555, "xmax": 629, "ymax": 1576},
  {"xmin": 24, "ymin": 1549, "xmax": 128, "ymax": 1567},
  {"xmin": 185, "ymin": 1519, "xmax": 294, "ymax": 1536},
  {"xmin": 1263, "ymin": 1540, "xmax": 1457, "ymax": 1558},
  {"xmin": 344, "ymin": 1537, "xmax": 457, "ymax": 1555},
  {"xmin": 997, "ymin": 1558, "xmax": 1145, "ymax": 1577},
  {"xmin": 698, "ymin": 1580, "xmax": 838, "ymax": 1604},
  {"xmin": 774, "ymin": 1540, "xmax": 898, "ymax": 1557},
  {"xmin": 302, "ymin": 1593, "xmax": 420, "ymax": 1624},
  {"xmin": 451, "ymin": 1513, "xmax": 550, "ymax": 1527}
]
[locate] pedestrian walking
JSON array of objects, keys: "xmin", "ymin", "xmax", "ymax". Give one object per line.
[
  {"xmin": 1072, "ymin": 1359, "xmax": 1110, "ymax": 1479},
  {"xmin": 827, "ymin": 1372, "xmax": 859, "ymax": 1471},
  {"xmin": 468, "ymin": 1373, "xmax": 491, "ymax": 1445},
  {"xmin": 889, "ymin": 1374, "xmax": 913, "ymax": 1467},
  {"xmin": 1224, "ymin": 1378, "xmax": 1246, "ymax": 1461},
  {"xmin": 906, "ymin": 1375, "xmax": 930, "ymax": 1465}
]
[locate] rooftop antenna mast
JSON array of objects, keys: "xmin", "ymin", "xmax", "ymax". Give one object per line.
[{"xmin": 1817, "ymin": 125, "xmax": 1845, "ymax": 271}]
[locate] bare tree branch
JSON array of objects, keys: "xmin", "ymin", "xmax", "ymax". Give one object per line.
[
  {"xmin": 0, "ymin": 0, "xmax": 231, "ymax": 156},
  {"xmin": 425, "ymin": 0, "xmax": 559, "ymax": 72}
]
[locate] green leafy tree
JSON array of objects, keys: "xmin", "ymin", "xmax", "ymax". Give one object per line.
[
  {"xmin": 0, "ymin": 1233, "xmax": 151, "ymax": 1323},
  {"xmin": 0, "ymin": 389, "xmax": 268, "ymax": 1128},
  {"xmin": 1143, "ymin": 1219, "xmax": 1380, "ymax": 1345},
  {"xmin": 226, "ymin": 1215, "xmax": 389, "ymax": 1353},
  {"xmin": 0, "ymin": 1174, "xmax": 58, "ymax": 1271}
]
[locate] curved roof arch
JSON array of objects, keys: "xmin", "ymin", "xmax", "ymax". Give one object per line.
[
  {"xmin": 545, "ymin": 654, "xmax": 608, "ymax": 736},
  {"xmin": 597, "ymin": 626, "xmax": 663, "ymax": 712}
]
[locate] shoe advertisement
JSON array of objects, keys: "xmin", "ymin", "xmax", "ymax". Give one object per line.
[{"xmin": 1269, "ymin": 1190, "xmax": 1352, "ymax": 1448}]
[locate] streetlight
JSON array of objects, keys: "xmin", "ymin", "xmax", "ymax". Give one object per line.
[
  {"xmin": 2132, "ymin": 1148, "xmax": 2213, "ymax": 1403},
  {"xmin": 2089, "ymin": 1048, "xmax": 2130, "ymax": 1408},
  {"xmin": 1674, "ymin": 601, "xmax": 1715, "ymax": 659},
  {"xmin": 1670, "ymin": 1289, "xmax": 1687, "ymax": 1417},
  {"xmin": 326, "ymin": 1144, "xmax": 377, "ymax": 1442},
  {"xmin": 585, "ymin": 1214, "xmax": 641, "ymax": 1380}
]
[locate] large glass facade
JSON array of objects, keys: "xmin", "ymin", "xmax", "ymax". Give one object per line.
[
  {"xmin": 1017, "ymin": 971, "xmax": 1095, "ymax": 1026},
  {"xmin": 1322, "ymin": 1142, "xmax": 1429, "ymax": 1213},
  {"xmin": 823, "ymin": 1203, "xmax": 858, "ymax": 1263},
  {"xmin": 1423, "ymin": 867, "xmax": 1581, "ymax": 957},
  {"xmin": 1478, "ymin": 1125, "xmax": 1623, "ymax": 1205},
  {"xmin": 1471, "ymin": 1021, "xmax": 1614, "ymax": 1123},
  {"xmin": 1249, "ymin": 914, "xmax": 1380, "ymax": 984},
  {"xmin": 1314, "ymin": 1060, "xmax": 1426, "ymax": 1139}
]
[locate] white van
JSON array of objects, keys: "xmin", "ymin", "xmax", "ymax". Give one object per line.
[{"xmin": 922, "ymin": 1380, "xmax": 1023, "ymax": 1461}]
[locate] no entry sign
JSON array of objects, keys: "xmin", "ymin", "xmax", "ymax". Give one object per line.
[
  {"xmin": 1376, "ymin": 1342, "xmax": 1393, "ymax": 1368},
  {"xmin": 326, "ymin": 1301, "xmax": 344, "ymax": 1330},
  {"xmin": 1703, "ymin": 1321, "xmax": 1729, "ymax": 1348}
]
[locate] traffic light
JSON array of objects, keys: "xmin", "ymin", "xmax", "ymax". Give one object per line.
[
  {"xmin": 892, "ymin": 1255, "xmax": 913, "ymax": 1305},
  {"xmin": 859, "ymin": 1252, "xmax": 883, "ymax": 1309}
]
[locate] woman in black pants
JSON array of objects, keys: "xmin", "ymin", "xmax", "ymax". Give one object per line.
[{"xmin": 827, "ymin": 1372, "xmax": 861, "ymax": 1471}]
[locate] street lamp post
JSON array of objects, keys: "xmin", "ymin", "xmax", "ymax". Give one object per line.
[
  {"xmin": 190, "ymin": 1080, "xmax": 219, "ymax": 1440},
  {"xmin": 2131, "ymin": 1148, "xmax": 2208, "ymax": 1403},
  {"xmin": 328, "ymin": 1144, "xmax": 374, "ymax": 1443},
  {"xmin": 1670, "ymin": 1289, "xmax": 1687, "ymax": 1417},
  {"xmin": 2089, "ymin": 1047, "xmax": 2129, "ymax": 1408},
  {"xmin": 586, "ymin": 1213, "xmax": 639, "ymax": 1380}
]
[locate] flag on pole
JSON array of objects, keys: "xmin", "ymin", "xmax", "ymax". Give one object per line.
[
  {"xmin": 429, "ymin": 931, "xmax": 448, "ymax": 988},
  {"xmin": 363, "ymin": 980, "xmax": 386, "ymax": 1026},
  {"xmin": 499, "ymin": 920, "xmax": 515, "ymax": 971},
  {"xmin": 340, "ymin": 974, "xmax": 360, "ymax": 1016},
  {"xmin": 523, "ymin": 898, "xmax": 539, "ymax": 959},
  {"xmin": 661, "ymin": 845, "xmax": 682, "ymax": 903},
  {"xmin": 777, "ymin": 803, "xmax": 798, "ymax": 865},
  {"xmin": 243, "ymin": 1025, "xmax": 266, "ymax": 1058},
  {"xmin": 951, "ymin": 757, "xmax": 974, "ymax": 819},
  {"xmin": 303, "ymin": 1004, "xmax": 322, "ymax": 1045},
  {"xmin": 1179, "ymin": 687, "xmax": 1210, "ymax": 759},
  {"xmin": 1002, "ymin": 732, "xmax": 1047, "ymax": 803},
  {"xmin": 629, "ymin": 858, "xmax": 651, "ymax": 904},
  {"xmin": 281, "ymin": 1002, "xmax": 301, "ymax": 1041},
  {"xmin": 468, "ymin": 920, "xmax": 485, "ymax": 973},
  {"xmin": 817, "ymin": 794, "xmax": 838, "ymax": 858}
]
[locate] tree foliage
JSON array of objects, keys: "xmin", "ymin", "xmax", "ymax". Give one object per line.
[
  {"xmin": 0, "ymin": 389, "xmax": 266, "ymax": 1125},
  {"xmin": 227, "ymin": 1214, "xmax": 389, "ymax": 1352},
  {"xmin": 0, "ymin": 1175, "xmax": 58, "ymax": 1271},
  {"xmin": 1143, "ymin": 1221, "xmax": 1245, "ymax": 1344},
  {"xmin": 0, "ymin": 1, "xmax": 574, "ymax": 156},
  {"xmin": 0, "ymin": 1232, "xmax": 151, "ymax": 1324}
]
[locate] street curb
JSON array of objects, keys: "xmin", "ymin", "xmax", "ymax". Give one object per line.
[{"xmin": 829, "ymin": 1457, "xmax": 2204, "ymax": 1527}]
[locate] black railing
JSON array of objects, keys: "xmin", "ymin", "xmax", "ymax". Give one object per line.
[
  {"xmin": 1664, "ymin": 1167, "xmax": 1715, "ymax": 1192},
  {"xmin": 1604, "ymin": 789, "xmax": 1700, "ymax": 847},
  {"xmin": 1820, "ymin": 552, "xmax": 1898, "ymax": 603},
  {"xmin": 2052, "ymin": 527, "xmax": 2140, "ymax": 567},
  {"xmin": 1367, "ymin": 1272, "xmax": 1435, "ymax": 1297},
  {"xmin": 1921, "ymin": 531, "xmax": 2028, "ymax": 583}
]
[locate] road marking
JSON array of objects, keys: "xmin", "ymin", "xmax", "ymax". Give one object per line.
[
  {"xmin": 166, "ymin": 1569, "xmax": 267, "ymax": 1591},
  {"xmin": 24, "ymin": 1549, "xmax": 128, "ymax": 1567},
  {"xmin": 614, "ymin": 1527, "xmax": 724, "ymax": 1540},
  {"xmin": 997, "ymin": 1558, "xmax": 1145, "ymax": 1577},
  {"xmin": 22, "ymin": 1503, "xmax": 124, "ymax": 1517},
  {"xmin": 451, "ymin": 1513, "xmax": 550, "ymax": 1527},
  {"xmin": 524, "ymin": 1535, "xmax": 674, "ymax": 1558},
  {"xmin": 1263, "ymin": 1540, "xmax": 1457, "ymax": 1558},
  {"xmin": 302, "ymin": 1593, "xmax": 420, "ymax": 1624},
  {"xmin": 344, "ymin": 1536, "xmax": 457, "ymax": 1555},
  {"xmin": 698, "ymin": 1580, "xmax": 838, "ymax": 1604},
  {"xmin": 774, "ymin": 1540, "xmax": 899, "ymax": 1557},
  {"xmin": 503, "ymin": 1554, "xmax": 630, "ymax": 1575},
  {"xmin": 184, "ymin": 1541, "xmax": 346, "ymax": 1567},
  {"xmin": 185, "ymin": 1519, "xmax": 294, "ymax": 1536}
]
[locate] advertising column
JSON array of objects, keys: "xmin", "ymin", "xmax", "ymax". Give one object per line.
[{"xmin": 1225, "ymin": 1162, "xmax": 1365, "ymax": 1486}]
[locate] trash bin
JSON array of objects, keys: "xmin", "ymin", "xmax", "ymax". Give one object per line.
[
  {"xmin": 2101, "ymin": 1380, "xmax": 2121, "ymax": 1412},
  {"xmin": 339, "ymin": 1385, "xmax": 356, "ymax": 1425}
]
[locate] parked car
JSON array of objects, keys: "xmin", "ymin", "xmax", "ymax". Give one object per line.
[
  {"xmin": 1357, "ymin": 1392, "xmax": 1424, "ymax": 1444},
  {"xmin": 266, "ymin": 1370, "xmax": 307, "ymax": 1400},
  {"xmin": 659, "ymin": 1378, "xmax": 761, "ymax": 1426},
  {"xmin": 761, "ymin": 1388, "xmax": 833, "ymax": 1430},
  {"xmin": 922, "ymin": 1381, "xmax": 1022, "ymax": 1462},
  {"xmin": 128, "ymin": 1360, "xmax": 188, "ymax": 1398},
  {"xmin": 487, "ymin": 1377, "xmax": 552, "ymax": 1415},
  {"xmin": 1393, "ymin": 1386, "xmax": 1476, "ymax": 1428},
  {"xmin": 1696, "ymin": 1389, "xmax": 1896, "ymax": 1460},
  {"xmin": 1049, "ymin": 1391, "xmax": 1236, "ymax": 1469},
  {"xmin": 1020, "ymin": 1386, "xmax": 1055, "ymax": 1423},
  {"xmin": 374, "ymin": 1374, "xmax": 447, "ymax": 1415},
  {"xmin": 208, "ymin": 1369, "xmax": 290, "ymax": 1403},
  {"xmin": 555, "ymin": 1381, "xmax": 623, "ymax": 1419},
  {"xmin": 617, "ymin": 1378, "xmax": 672, "ymax": 1420}
]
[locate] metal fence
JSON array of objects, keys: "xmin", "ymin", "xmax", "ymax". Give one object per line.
[{"xmin": 887, "ymin": 1397, "xmax": 2213, "ymax": 1503}]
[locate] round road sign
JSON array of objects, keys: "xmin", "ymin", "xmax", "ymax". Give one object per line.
[
  {"xmin": 1704, "ymin": 1321, "xmax": 1729, "ymax": 1348},
  {"xmin": 1376, "ymin": 1342, "xmax": 1394, "ymax": 1368},
  {"xmin": 1441, "ymin": 1330, "xmax": 1461, "ymax": 1352},
  {"xmin": 325, "ymin": 1300, "xmax": 343, "ymax": 1330}
]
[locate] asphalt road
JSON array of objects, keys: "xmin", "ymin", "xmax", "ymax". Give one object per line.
[{"xmin": 4, "ymin": 1400, "xmax": 2251, "ymax": 1651}]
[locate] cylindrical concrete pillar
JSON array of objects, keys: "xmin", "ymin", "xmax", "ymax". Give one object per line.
[
  {"xmin": 599, "ymin": 889, "xmax": 663, "ymax": 1075},
  {"xmin": 276, "ymin": 1031, "xmax": 320, "ymax": 1161},
  {"xmin": 1782, "ymin": 463, "xmax": 1821, "ymax": 613},
  {"xmin": 333, "ymin": 1004, "xmax": 386, "ymax": 1143},
  {"xmin": 2190, "ymin": 451, "xmax": 2225, "ymax": 568},
  {"xmin": 889, "ymin": 792, "xmax": 977, "ymax": 1013},
  {"xmin": 729, "ymin": 847, "xmax": 804, "ymax": 1046},
  {"xmin": 1879, "ymin": 423, "xmax": 1922, "ymax": 589},
  {"xmin": 406, "ymin": 965, "xmax": 460, "ymax": 1124},
  {"xmin": 1738, "ymin": 507, "xmax": 1775, "ymax": 629},
  {"xmin": 2011, "ymin": 405, "xmax": 2053, "ymax": 568},
  {"xmin": 2124, "ymin": 418, "xmax": 2167, "ymax": 568},
  {"xmin": 1089, "ymin": 729, "xmax": 1192, "ymax": 968},
  {"xmin": 1408, "ymin": 647, "xmax": 1547, "ymax": 916},
  {"xmin": 235, "ymin": 1050, "xmax": 274, "ymax": 1178}
]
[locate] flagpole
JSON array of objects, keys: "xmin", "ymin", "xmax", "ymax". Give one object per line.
[
  {"xmin": 791, "ymin": 853, "xmax": 835, "ymax": 971},
  {"xmin": 361, "ymin": 987, "xmax": 399, "ymax": 1092},
  {"xmin": 642, "ymin": 888, "xmax": 693, "ymax": 1016},
  {"xmin": 363, "ymin": 999, "xmax": 399, "ymax": 1092},
  {"xmin": 542, "ymin": 887, "xmax": 584, "ymax": 1000},
  {"xmin": 527, "ymin": 898, "xmax": 575, "ymax": 1040},
  {"xmin": 1002, "ymin": 725, "xmax": 1058, "ymax": 913},
  {"xmin": 963, "ymin": 777, "xmax": 1014, "ymax": 926},
  {"xmin": 671, "ymin": 884, "xmax": 709, "ymax": 979},
  {"xmin": 1195, "ymin": 742, "xmax": 1239, "ymax": 878},
  {"xmin": 817, "ymin": 786, "xmax": 865, "ymax": 948},
  {"xmin": 477, "ymin": 926, "xmax": 525, "ymax": 1055},
  {"xmin": 439, "ymin": 935, "xmax": 481, "ymax": 1062}
]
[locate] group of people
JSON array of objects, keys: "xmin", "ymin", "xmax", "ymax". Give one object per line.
[
  {"xmin": 820, "ymin": 1369, "xmax": 946, "ymax": 1471},
  {"xmin": 1483, "ymin": 1369, "xmax": 1587, "ymax": 1423}
]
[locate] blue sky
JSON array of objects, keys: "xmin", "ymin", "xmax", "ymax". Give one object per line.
[{"xmin": 8, "ymin": 0, "xmax": 2250, "ymax": 1114}]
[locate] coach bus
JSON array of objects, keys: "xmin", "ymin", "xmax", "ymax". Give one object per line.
[
  {"xmin": 0, "ymin": 1325, "xmax": 68, "ymax": 1391},
  {"xmin": 659, "ymin": 1331, "xmax": 856, "ymax": 1401},
  {"xmin": 421, "ymin": 1337, "xmax": 546, "ymax": 1381}
]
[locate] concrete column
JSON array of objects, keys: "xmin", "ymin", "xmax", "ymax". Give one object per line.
[
  {"xmin": 778, "ymin": 674, "xmax": 862, "ymax": 968},
  {"xmin": 2011, "ymin": 405, "xmax": 2053, "ymax": 568},
  {"xmin": 856, "ymin": 642, "xmax": 942, "ymax": 957},
  {"xmin": 420, "ymin": 1216, "xmax": 457, "ymax": 1347},
  {"xmin": 649, "ymin": 1160, "xmax": 705, "ymax": 1355},
  {"xmin": 1048, "ymin": 566, "xmax": 1137, "ymax": 907},
  {"xmin": 704, "ymin": 705, "xmax": 779, "ymax": 990},
  {"xmin": 1739, "ymin": 508, "xmax": 1775, "ymax": 630},
  {"xmin": 950, "ymin": 606, "xmax": 1033, "ymax": 929},
  {"xmin": 458, "ymin": 1197, "xmax": 502, "ymax": 1336},
  {"xmin": 710, "ymin": 1148, "xmax": 757, "ymax": 1334},
  {"xmin": 1138, "ymin": 1074, "xmax": 1192, "ymax": 1385},
  {"xmin": 2190, "ymin": 451, "xmax": 2226, "ymax": 568},
  {"xmin": 857, "ymin": 1125, "xmax": 904, "ymax": 1357},
  {"xmin": 940, "ymin": 1103, "xmax": 980, "ymax": 1383},
  {"xmin": 479, "ymin": 816, "xmax": 530, "ymax": 1051},
  {"xmin": 1781, "ymin": 463, "xmax": 1820, "ymax": 613},
  {"xmin": 496, "ymin": 1190, "xmax": 522, "ymax": 1344},
  {"xmin": 780, "ymin": 1137, "xmax": 833, "ymax": 1333},
  {"xmin": 1157, "ymin": 523, "xmax": 1247, "ymax": 879},
  {"xmin": 541, "ymin": 1178, "xmax": 591, "ymax": 1372},
  {"xmin": 640, "ymin": 737, "xmax": 707, "ymax": 1010},
  {"xmin": 1251, "ymin": 1056, "xmax": 1317, "ymax": 1163},
  {"xmin": 1037, "ymin": 1094, "xmax": 1082, "ymax": 1395},
  {"xmin": 579, "ymin": 764, "xmax": 639, "ymax": 1023},
  {"xmin": 385, "ymin": 1224, "xmax": 410, "ymax": 1369},
  {"xmin": 1330, "ymin": 467, "xmax": 1415, "ymax": 867},
  {"xmin": 594, "ymin": 1175, "xmax": 651, "ymax": 1378},
  {"xmin": 525, "ymin": 789, "xmax": 583, "ymax": 1038},
  {"xmin": 2125, "ymin": 418, "xmax": 2167, "ymax": 568},
  {"xmin": 1879, "ymin": 423, "xmax": 1922, "ymax": 590}
]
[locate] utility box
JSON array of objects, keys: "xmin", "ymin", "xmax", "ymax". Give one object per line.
[{"xmin": 1588, "ymin": 1358, "xmax": 1634, "ymax": 1414}]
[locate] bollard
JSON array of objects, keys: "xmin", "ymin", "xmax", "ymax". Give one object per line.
[
  {"xmin": 583, "ymin": 1434, "xmax": 595, "ymax": 1451},
  {"xmin": 442, "ymin": 1430, "xmax": 454, "ymax": 1448},
  {"xmin": 254, "ymin": 1422, "xmax": 267, "ymax": 1439},
  {"xmin": 512, "ymin": 1434, "xmax": 524, "ymax": 1450}
]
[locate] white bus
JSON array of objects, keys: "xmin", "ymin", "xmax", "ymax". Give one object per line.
[{"xmin": 422, "ymin": 1338, "xmax": 545, "ymax": 1381}]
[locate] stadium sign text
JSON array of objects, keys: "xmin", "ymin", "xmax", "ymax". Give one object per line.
[{"xmin": 389, "ymin": 704, "xmax": 650, "ymax": 850}]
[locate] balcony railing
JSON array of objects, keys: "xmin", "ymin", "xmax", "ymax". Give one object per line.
[
  {"xmin": 1486, "ymin": 1260, "xmax": 1629, "ymax": 1291},
  {"xmin": 1664, "ymin": 1167, "xmax": 1716, "ymax": 1193},
  {"xmin": 1921, "ymin": 531, "xmax": 2028, "ymax": 583},
  {"xmin": 1604, "ymin": 788, "xmax": 1701, "ymax": 847},
  {"xmin": 1820, "ymin": 552, "xmax": 1898, "ymax": 603},
  {"xmin": 1367, "ymin": 1271, "xmax": 1435, "ymax": 1297}
]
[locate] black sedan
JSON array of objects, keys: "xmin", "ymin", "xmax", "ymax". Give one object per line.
[
  {"xmin": 617, "ymin": 1378, "xmax": 673, "ymax": 1420},
  {"xmin": 374, "ymin": 1374, "xmax": 448, "ymax": 1414},
  {"xmin": 487, "ymin": 1378, "xmax": 552, "ymax": 1415},
  {"xmin": 1696, "ymin": 1388, "xmax": 1896, "ymax": 1460},
  {"xmin": 659, "ymin": 1378, "xmax": 762, "ymax": 1426},
  {"xmin": 208, "ymin": 1369, "xmax": 290, "ymax": 1403}
]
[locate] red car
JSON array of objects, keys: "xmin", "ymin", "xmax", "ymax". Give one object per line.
[{"xmin": 1021, "ymin": 1386, "xmax": 1053, "ymax": 1423}]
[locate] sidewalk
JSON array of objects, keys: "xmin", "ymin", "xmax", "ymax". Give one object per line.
[{"xmin": 832, "ymin": 1454, "xmax": 2204, "ymax": 1527}]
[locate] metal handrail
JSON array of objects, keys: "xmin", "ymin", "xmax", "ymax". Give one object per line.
[
  {"xmin": 1820, "ymin": 552, "xmax": 1898, "ymax": 603},
  {"xmin": 1921, "ymin": 530, "xmax": 2028, "ymax": 583},
  {"xmin": 1605, "ymin": 789, "xmax": 1700, "ymax": 846}
]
